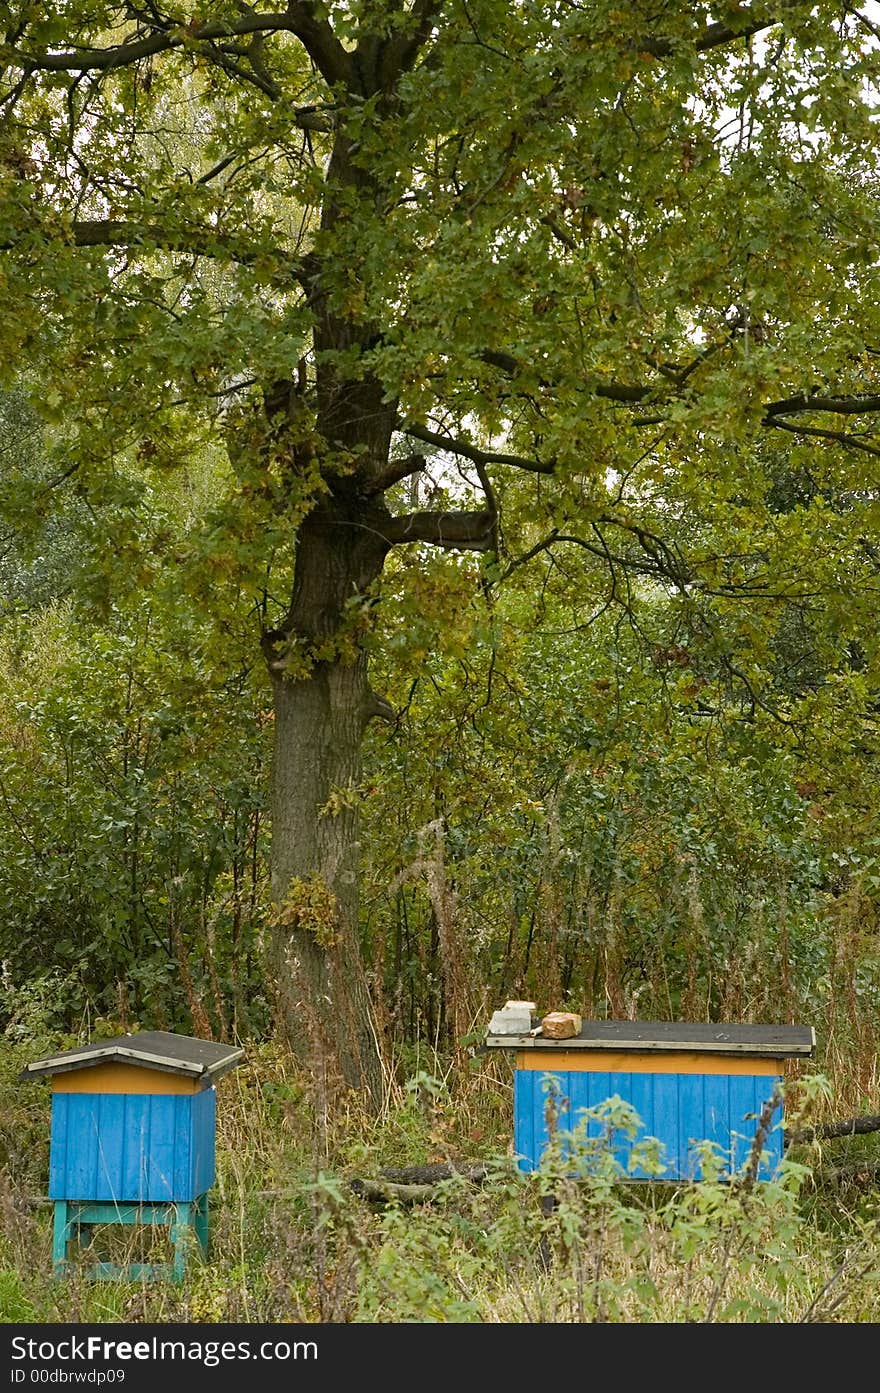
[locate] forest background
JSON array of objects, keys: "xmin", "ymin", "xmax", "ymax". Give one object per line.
[{"xmin": 2, "ymin": 0, "xmax": 880, "ymax": 1321}]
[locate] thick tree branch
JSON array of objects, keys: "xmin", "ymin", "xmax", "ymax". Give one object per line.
[
  {"xmin": 764, "ymin": 417, "xmax": 880, "ymax": 457},
  {"xmin": 403, "ymin": 422, "xmax": 554, "ymax": 474},
  {"xmin": 472, "ymin": 453, "xmax": 499, "ymax": 556},
  {"xmin": 366, "ymin": 451, "xmax": 427, "ymax": 494},
  {"xmin": 282, "ymin": 4, "xmax": 357, "ymax": 87},
  {"xmin": 644, "ymin": 7, "xmax": 778, "ymax": 59},
  {"xmin": 390, "ymin": 0, "xmax": 443, "ymax": 71},
  {"xmin": 384, "ymin": 509, "xmax": 494, "ymax": 549},
  {"xmin": 372, "ymin": 0, "xmax": 445, "ymax": 90},
  {"xmin": 582, "ymin": 384, "xmax": 660, "ymax": 411},
  {"xmin": 479, "ymin": 350, "xmax": 653, "ymax": 404},
  {"xmin": 291, "ymin": 106, "xmax": 336, "ymax": 132},
  {"xmin": 5, "ymin": 3, "xmax": 775, "ymax": 83},
  {"xmin": 362, "ymin": 689, "xmax": 396, "ymax": 724},
  {"xmin": 482, "ymin": 351, "xmax": 880, "ymax": 436},
  {"xmin": 64, "ymin": 218, "xmax": 304, "ymax": 287},
  {"xmin": 540, "ymin": 213, "xmax": 579, "ymax": 252},
  {"xmin": 765, "ymin": 393, "xmax": 880, "ymax": 417},
  {"xmin": 786, "ymin": 1113, "xmax": 880, "ymax": 1146},
  {"xmin": 6, "ymin": 7, "xmax": 355, "ymax": 88}
]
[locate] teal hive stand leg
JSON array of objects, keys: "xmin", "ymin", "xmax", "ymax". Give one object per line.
[
  {"xmin": 52, "ymin": 1200, "xmax": 71, "ymax": 1275},
  {"xmin": 52, "ymin": 1199, "xmax": 207, "ymax": 1282},
  {"xmin": 169, "ymin": 1202, "xmax": 192, "ymax": 1283},
  {"xmin": 194, "ymin": 1192, "xmax": 209, "ymax": 1256}
]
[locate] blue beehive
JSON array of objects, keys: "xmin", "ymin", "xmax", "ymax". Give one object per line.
[
  {"xmin": 22, "ymin": 1030, "xmax": 243, "ymax": 1280},
  {"xmin": 484, "ymin": 1015, "xmax": 815, "ymax": 1181}
]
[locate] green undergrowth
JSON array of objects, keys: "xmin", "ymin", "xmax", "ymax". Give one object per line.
[{"xmin": 1, "ymin": 1040, "xmax": 879, "ymax": 1323}]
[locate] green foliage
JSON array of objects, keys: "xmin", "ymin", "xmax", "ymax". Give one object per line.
[
  {"xmin": 0, "ymin": 1269, "xmax": 38, "ymax": 1323},
  {"xmin": 0, "ymin": 579, "xmax": 272, "ymax": 1038},
  {"xmin": 270, "ymin": 875, "xmax": 340, "ymax": 951},
  {"xmin": 350, "ymin": 1094, "xmax": 880, "ymax": 1323},
  {"xmin": 0, "ymin": 1039, "xmax": 52, "ymax": 1198},
  {"xmin": 360, "ymin": 559, "xmax": 880, "ymax": 1076},
  {"xmin": 2, "ymin": 0, "xmax": 880, "ymax": 1101}
]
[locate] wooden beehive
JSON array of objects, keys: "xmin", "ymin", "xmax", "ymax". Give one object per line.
[
  {"xmin": 22, "ymin": 1030, "xmax": 243, "ymax": 1278},
  {"xmin": 484, "ymin": 1018, "xmax": 815, "ymax": 1181}
]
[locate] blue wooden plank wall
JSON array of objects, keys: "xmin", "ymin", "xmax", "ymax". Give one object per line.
[
  {"xmin": 49, "ymin": 1089, "xmax": 216, "ymax": 1201},
  {"xmin": 513, "ymin": 1070, "xmax": 783, "ymax": 1180}
]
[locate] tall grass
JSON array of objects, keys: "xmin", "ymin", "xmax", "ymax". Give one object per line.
[{"xmin": 1, "ymin": 1037, "xmax": 879, "ymax": 1324}]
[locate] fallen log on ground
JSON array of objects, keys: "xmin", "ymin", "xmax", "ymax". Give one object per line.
[
  {"xmin": 785, "ymin": 1114, "xmax": 880, "ymax": 1146},
  {"xmin": 15, "ymin": 1118, "xmax": 880, "ymax": 1216},
  {"xmin": 349, "ymin": 1117, "xmax": 880, "ymax": 1204},
  {"xmin": 373, "ymin": 1163, "xmax": 489, "ymax": 1184},
  {"xmin": 349, "ymin": 1163, "xmax": 489, "ymax": 1204}
]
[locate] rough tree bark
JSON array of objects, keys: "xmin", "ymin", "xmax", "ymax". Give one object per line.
[
  {"xmin": 264, "ymin": 498, "xmax": 394, "ymax": 1106},
  {"xmin": 257, "ymin": 104, "xmax": 403, "ymax": 1103},
  {"xmin": 258, "ymin": 57, "xmax": 494, "ymax": 1101}
]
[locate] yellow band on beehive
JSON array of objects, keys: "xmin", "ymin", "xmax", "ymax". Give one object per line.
[
  {"xmin": 515, "ymin": 1049, "xmax": 780, "ymax": 1076},
  {"xmin": 51, "ymin": 1063, "xmax": 201, "ymax": 1095}
]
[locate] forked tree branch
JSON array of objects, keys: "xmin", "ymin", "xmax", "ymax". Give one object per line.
[
  {"xmin": 373, "ymin": 0, "xmax": 445, "ymax": 88},
  {"xmin": 6, "ymin": 8, "xmax": 355, "ymax": 88},
  {"xmin": 496, "ymin": 526, "xmax": 689, "ymax": 587},
  {"xmin": 366, "ymin": 451, "xmax": 427, "ymax": 494},
  {"xmin": 765, "ymin": 417, "xmax": 880, "ymax": 457},
  {"xmin": 1, "ymin": 1, "xmax": 784, "ymax": 127},
  {"xmin": 402, "ymin": 422, "xmax": 554, "ymax": 474},
  {"xmin": 482, "ymin": 351, "xmax": 880, "ymax": 425}
]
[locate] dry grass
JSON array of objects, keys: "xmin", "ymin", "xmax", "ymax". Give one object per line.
[{"xmin": 0, "ymin": 1033, "xmax": 879, "ymax": 1324}]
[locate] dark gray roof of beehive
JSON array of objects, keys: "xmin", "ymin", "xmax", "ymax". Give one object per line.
[
  {"xmin": 484, "ymin": 1020, "xmax": 815, "ymax": 1057},
  {"xmin": 20, "ymin": 1031, "xmax": 244, "ymax": 1081}
]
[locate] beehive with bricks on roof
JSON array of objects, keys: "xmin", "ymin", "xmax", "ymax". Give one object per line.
[{"xmin": 484, "ymin": 1009, "xmax": 815, "ymax": 1180}]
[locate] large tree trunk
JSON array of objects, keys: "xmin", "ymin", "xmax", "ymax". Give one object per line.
[
  {"xmin": 265, "ymin": 494, "xmax": 393, "ymax": 1108},
  {"xmin": 269, "ymin": 653, "xmax": 383, "ymax": 1105},
  {"xmin": 260, "ymin": 111, "xmax": 491, "ymax": 1101},
  {"xmin": 265, "ymin": 124, "xmax": 401, "ymax": 1107}
]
